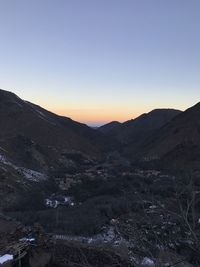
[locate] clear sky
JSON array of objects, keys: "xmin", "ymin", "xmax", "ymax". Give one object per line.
[{"xmin": 0, "ymin": 0, "xmax": 199, "ymax": 126}]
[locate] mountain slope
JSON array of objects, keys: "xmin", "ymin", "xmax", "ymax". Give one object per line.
[
  {"xmin": 134, "ymin": 102, "xmax": 200, "ymax": 171},
  {"xmin": 109, "ymin": 109, "xmax": 181, "ymax": 150},
  {"xmin": 0, "ymin": 89, "xmax": 119, "ymax": 209},
  {"xmin": 0, "ymin": 89, "xmax": 114, "ymax": 171}
]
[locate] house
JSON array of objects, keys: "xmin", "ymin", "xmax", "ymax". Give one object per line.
[{"xmin": 45, "ymin": 194, "xmax": 74, "ymax": 208}]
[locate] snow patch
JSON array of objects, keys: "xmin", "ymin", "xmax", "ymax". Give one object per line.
[
  {"xmin": 16, "ymin": 167, "xmax": 46, "ymax": 182},
  {"xmin": 0, "ymin": 254, "xmax": 13, "ymax": 264},
  {"xmin": 0, "ymin": 154, "xmax": 46, "ymax": 182},
  {"xmin": 54, "ymin": 226, "xmax": 124, "ymax": 246},
  {"xmin": 0, "ymin": 154, "xmax": 10, "ymax": 165},
  {"xmin": 141, "ymin": 257, "xmax": 155, "ymax": 266}
]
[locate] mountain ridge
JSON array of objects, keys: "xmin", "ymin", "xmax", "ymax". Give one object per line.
[
  {"xmin": 131, "ymin": 101, "xmax": 200, "ymax": 171},
  {"xmin": 0, "ymin": 89, "xmax": 115, "ymax": 171},
  {"xmin": 101, "ymin": 108, "xmax": 182, "ymax": 150}
]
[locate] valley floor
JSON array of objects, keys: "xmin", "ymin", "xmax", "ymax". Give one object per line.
[{"xmin": 1, "ymin": 163, "xmax": 200, "ymax": 267}]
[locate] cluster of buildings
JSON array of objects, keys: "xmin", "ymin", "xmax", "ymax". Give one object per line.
[{"xmin": 45, "ymin": 194, "xmax": 74, "ymax": 208}]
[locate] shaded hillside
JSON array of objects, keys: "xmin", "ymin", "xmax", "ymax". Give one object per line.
[
  {"xmin": 0, "ymin": 89, "xmax": 118, "ymax": 209},
  {"xmin": 0, "ymin": 89, "xmax": 116, "ymax": 171},
  {"xmin": 105, "ymin": 110, "xmax": 181, "ymax": 158},
  {"xmin": 133, "ymin": 102, "xmax": 200, "ymax": 171}
]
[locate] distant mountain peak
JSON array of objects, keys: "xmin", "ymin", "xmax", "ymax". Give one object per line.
[{"xmin": 98, "ymin": 121, "xmax": 121, "ymax": 134}]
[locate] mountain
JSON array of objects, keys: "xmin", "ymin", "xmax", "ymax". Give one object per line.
[
  {"xmin": 98, "ymin": 121, "xmax": 121, "ymax": 134},
  {"xmin": 0, "ymin": 89, "xmax": 117, "ymax": 170},
  {"xmin": 134, "ymin": 102, "xmax": 200, "ymax": 171},
  {"xmin": 0, "ymin": 89, "xmax": 117, "ymax": 208},
  {"xmin": 107, "ymin": 109, "xmax": 181, "ymax": 149}
]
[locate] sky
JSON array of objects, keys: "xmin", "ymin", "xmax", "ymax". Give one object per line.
[{"xmin": 0, "ymin": 0, "xmax": 200, "ymax": 126}]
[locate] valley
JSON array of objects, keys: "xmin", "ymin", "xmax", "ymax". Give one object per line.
[{"xmin": 0, "ymin": 89, "xmax": 200, "ymax": 267}]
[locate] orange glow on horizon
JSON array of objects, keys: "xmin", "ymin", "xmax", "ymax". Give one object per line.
[
  {"xmin": 40, "ymin": 100, "xmax": 184, "ymax": 126},
  {"xmin": 49, "ymin": 107, "xmax": 143, "ymax": 126}
]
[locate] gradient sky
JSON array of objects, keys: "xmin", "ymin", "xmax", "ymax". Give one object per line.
[{"xmin": 0, "ymin": 0, "xmax": 200, "ymax": 126}]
